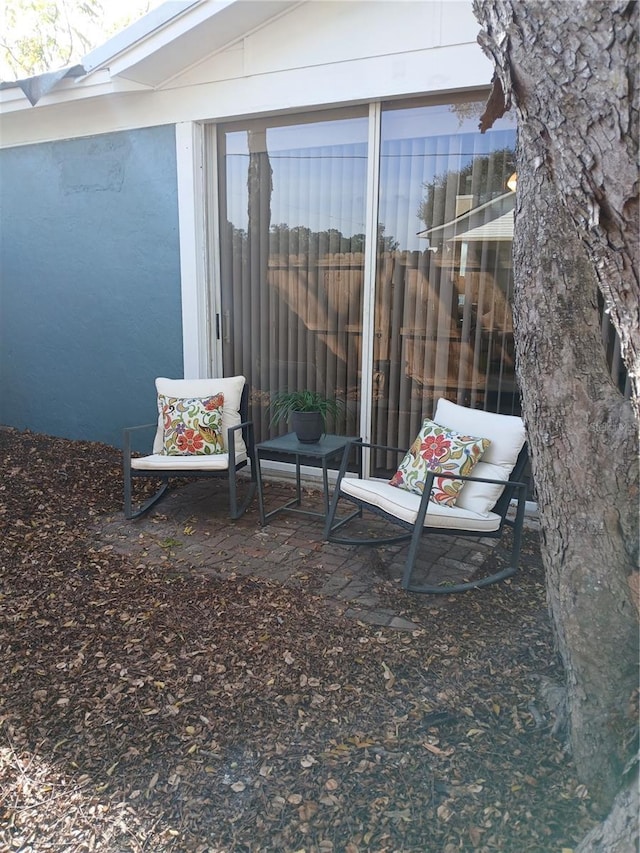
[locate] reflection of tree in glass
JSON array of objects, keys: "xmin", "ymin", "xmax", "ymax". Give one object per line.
[
  {"xmin": 231, "ymin": 225, "xmax": 247, "ymax": 253},
  {"xmin": 264, "ymin": 223, "xmax": 399, "ymax": 255},
  {"xmin": 449, "ymin": 101, "xmax": 486, "ymax": 126},
  {"xmin": 377, "ymin": 224, "xmax": 399, "ymax": 252},
  {"xmin": 417, "ymin": 147, "xmax": 516, "ymax": 231}
]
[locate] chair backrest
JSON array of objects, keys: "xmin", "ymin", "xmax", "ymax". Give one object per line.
[
  {"xmin": 152, "ymin": 376, "xmax": 247, "ymax": 456},
  {"xmin": 433, "ymin": 398, "xmax": 527, "ymax": 516}
]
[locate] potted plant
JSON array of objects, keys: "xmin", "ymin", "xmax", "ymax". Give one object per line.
[{"xmin": 268, "ymin": 389, "xmax": 344, "ymax": 443}]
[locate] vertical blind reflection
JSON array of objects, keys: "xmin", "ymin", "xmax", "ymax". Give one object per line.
[
  {"xmin": 217, "ymin": 103, "xmax": 519, "ymax": 463},
  {"xmin": 218, "ymin": 117, "xmax": 368, "ymax": 443},
  {"xmin": 371, "ymin": 105, "xmax": 518, "ymax": 475}
]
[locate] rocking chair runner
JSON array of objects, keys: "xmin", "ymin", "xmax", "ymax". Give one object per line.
[
  {"xmin": 123, "ymin": 375, "xmax": 256, "ymax": 520},
  {"xmin": 324, "ymin": 399, "xmax": 528, "ymax": 594}
]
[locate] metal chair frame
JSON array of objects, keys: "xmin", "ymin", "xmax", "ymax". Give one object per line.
[
  {"xmin": 123, "ymin": 384, "xmax": 256, "ymax": 520},
  {"xmin": 324, "ymin": 438, "xmax": 528, "ymax": 594}
]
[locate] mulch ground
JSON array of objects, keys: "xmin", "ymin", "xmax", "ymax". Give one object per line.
[{"xmin": 0, "ymin": 428, "xmax": 599, "ymax": 852}]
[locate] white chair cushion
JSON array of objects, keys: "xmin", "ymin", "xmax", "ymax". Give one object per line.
[
  {"xmin": 341, "ymin": 478, "xmax": 501, "ymax": 533},
  {"xmin": 433, "ymin": 399, "xmax": 526, "ymax": 515},
  {"xmin": 153, "ymin": 376, "xmax": 247, "ymax": 457},
  {"xmin": 131, "ymin": 451, "xmax": 247, "ymax": 471}
]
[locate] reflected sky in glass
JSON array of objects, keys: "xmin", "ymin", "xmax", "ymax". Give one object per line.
[{"xmin": 224, "ymin": 103, "xmax": 516, "ymax": 251}]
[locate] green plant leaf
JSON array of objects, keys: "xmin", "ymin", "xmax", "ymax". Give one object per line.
[{"xmin": 268, "ymin": 389, "xmax": 344, "ymax": 427}]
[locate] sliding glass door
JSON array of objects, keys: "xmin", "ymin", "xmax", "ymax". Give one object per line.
[
  {"xmin": 216, "ymin": 109, "xmax": 368, "ymax": 441},
  {"xmin": 213, "ymin": 97, "xmax": 517, "ymax": 466},
  {"xmin": 371, "ymin": 100, "xmax": 517, "ymax": 474}
]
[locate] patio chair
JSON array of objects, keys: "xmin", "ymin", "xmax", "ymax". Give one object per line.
[
  {"xmin": 123, "ymin": 375, "xmax": 256, "ymax": 520},
  {"xmin": 324, "ymin": 399, "xmax": 528, "ymax": 594}
]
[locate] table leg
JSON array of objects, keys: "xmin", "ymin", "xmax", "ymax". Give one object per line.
[
  {"xmin": 256, "ymin": 449, "xmax": 267, "ymax": 526},
  {"xmin": 295, "ymin": 454, "xmax": 302, "ymax": 505},
  {"xmin": 322, "ymin": 459, "xmax": 331, "ymax": 517},
  {"xmin": 254, "ymin": 438, "xmax": 359, "ymax": 525}
]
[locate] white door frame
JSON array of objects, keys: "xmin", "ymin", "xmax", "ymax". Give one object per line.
[{"xmin": 176, "ymin": 120, "xmax": 211, "ymax": 378}]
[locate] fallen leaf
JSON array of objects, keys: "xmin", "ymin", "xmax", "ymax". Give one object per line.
[
  {"xmin": 437, "ymin": 804, "xmax": 453, "ymax": 822},
  {"xmin": 381, "ymin": 662, "xmax": 395, "ymax": 690}
]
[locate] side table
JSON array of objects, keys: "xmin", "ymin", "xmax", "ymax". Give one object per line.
[{"xmin": 255, "ymin": 433, "xmax": 360, "ymax": 526}]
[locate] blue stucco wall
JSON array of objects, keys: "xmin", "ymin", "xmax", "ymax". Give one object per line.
[{"xmin": 0, "ymin": 125, "xmax": 183, "ymax": 448}]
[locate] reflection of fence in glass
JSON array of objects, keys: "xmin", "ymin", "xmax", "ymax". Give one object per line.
[
  {"xmin": 370, "ymin": 245, "xmax": 517, "ymax": 476},
  {"xmin": 221, "ymin": 233, "xmax": 366, "ymax": 442},
  {"xmin": 266, "ymin": 251, "xmax": 364, "ymax": 435},
  {"xmin": 221, "ymin": 235, "xmax": 518, "ymax": 447},
  {"xmin": 228, "ymin": 247, "xmax": 515, "ymax": 444}
]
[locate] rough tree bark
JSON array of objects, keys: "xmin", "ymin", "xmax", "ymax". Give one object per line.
[{"xmin": 472, "ymin": 0, "xmax": 639, "ymax": 847}]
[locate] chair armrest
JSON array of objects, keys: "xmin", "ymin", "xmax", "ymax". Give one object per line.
[
  {"xmin": 413, "ymin": 468, "xmax": 528, "ymax": 526},
  {"xmin": 347, "ymin": 438, "xmax": 409, "ymax": 457},
  {"xmin": 337, "ymin": 437, "xmax": 408, "ymax": 468},
  {"xmin": 124, "ymin": 422, "xmax": 158, "ymax": 434},
  {"xmin": 123, "ymin": 423, "xmax": 157, "ymax": 461},
  {"xmin": 412, "ymin": 465, "xmax": 524, "ymax": 499},
  {"xmin": 226, "ymin": 419, "xmax": 255, "ymax": 468},
  {"xmin": 332, "ymin": 438, "xmax": 409, "ymax": 488},
  {"xmin": 428, "ymin": 470, "xmax": 527, "ymax": 488}
]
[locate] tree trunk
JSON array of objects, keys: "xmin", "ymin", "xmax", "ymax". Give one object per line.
[
  {"xmin": 576, "ymin": 771, "xmax": 639, "ymax": 852},
  {"xmin": 247, "ymin": 128, "xmax": 273, "ymax": 391},
  {"xmin": 473, "ymin": 0, "xmax": 639, "ymax": 827}
]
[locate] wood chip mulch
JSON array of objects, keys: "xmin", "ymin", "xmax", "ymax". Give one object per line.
[{"xmin": 0, "ymin": 428, "xmax": 599, "ymax": 852}]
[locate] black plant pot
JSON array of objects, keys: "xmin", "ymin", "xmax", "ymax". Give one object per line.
[{"xmin": 291, "ymin": 411, "xmax": 324, "ymax": 443}]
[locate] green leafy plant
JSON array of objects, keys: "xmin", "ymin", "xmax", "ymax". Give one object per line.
[{"xmin": 268, "ymin": 389, "xmax": 344, "ymax": 428}]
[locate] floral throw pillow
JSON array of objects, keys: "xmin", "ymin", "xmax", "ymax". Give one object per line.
[
  {"xmin": 158, "ymin": 394, "xmax": 225, "ymax": 456},
  {"xmin": 389, "ymin": 418, "xmax": 490, "ymax": 507}
]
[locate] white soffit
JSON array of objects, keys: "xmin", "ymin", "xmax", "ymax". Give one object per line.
[
  {"xmin": 0, "ymin": 0, "xmax": 301, "ymax": 109},
  {"xmin": 449, "ymin": 210, "xmax": 515, "ymax": 242},
  {"xmin": 84, "ymin": 0, "xmax": 300, "ymax": 87},
  {"xmin": 81, "ymin": 1, "xmax": 207, "ymax": 74},
  {"xmin": 418, "ymin": 192, "xmax": 515, "ymax": 240}
]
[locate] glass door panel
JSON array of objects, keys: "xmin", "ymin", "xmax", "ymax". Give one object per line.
[
  {"xmin": 217, "ymin": 110, "xmax": 368, "ymax": 444},
  {"xmin": 372, "ymin": 100, "xmax": 517, "ymax": 476}
]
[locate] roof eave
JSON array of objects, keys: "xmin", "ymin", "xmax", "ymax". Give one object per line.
[{"xmin": 0, "ymin": 0, "xmax": 299, "ymax": 109}]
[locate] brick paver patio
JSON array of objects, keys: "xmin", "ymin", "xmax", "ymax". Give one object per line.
[{"xmin": 96, "ymin": 476, "xmax": 529, "ymax": 632}]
